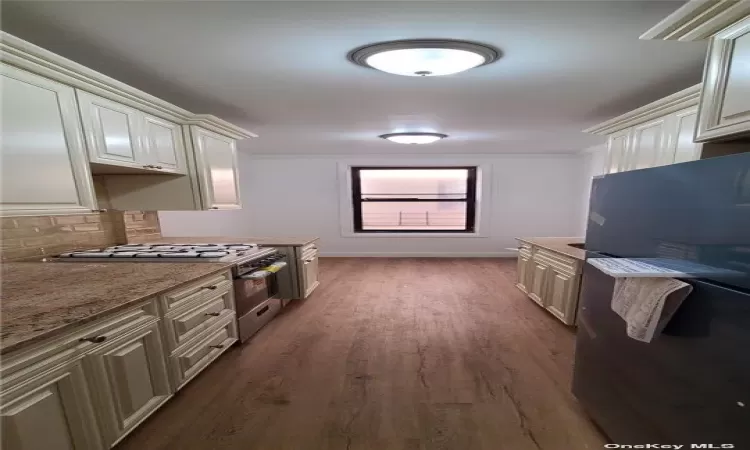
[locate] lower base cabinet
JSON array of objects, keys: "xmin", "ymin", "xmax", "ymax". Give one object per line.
[
  {"xmin": 84, "ymin": 321, "xmax": 171, "ymax": 447},
  {"xmin": 0, "ymin": 270, "xmax": 237, "ymax": 450},
  {"xmin": 1, "ymin": 360, "xmax": 103, "ymax": 450},
  {"xmin": 515, "ymin": 241, "xmax": 583, "ymax": 326}
]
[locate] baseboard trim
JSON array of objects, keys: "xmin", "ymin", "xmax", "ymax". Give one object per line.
[{"xmin": 319, "ymin": 252, "xmax": 517, "ymax": 258}]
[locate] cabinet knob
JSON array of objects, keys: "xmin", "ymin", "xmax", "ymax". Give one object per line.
[
  {"xmin": 209, "ymin": 344, "xmax": 224, "ymax": 349},
  {"xmin": 79, "ymin": 336, "xmax": 107, "ymax": 344},
  {"xmin": 204, "ymin": 312, "xmax": 221, "ymax": 317}
]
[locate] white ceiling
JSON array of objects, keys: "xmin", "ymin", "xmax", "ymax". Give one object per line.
[{"xmin": 2, "ymin": 1, "xmax": 707, "ymax": 155}]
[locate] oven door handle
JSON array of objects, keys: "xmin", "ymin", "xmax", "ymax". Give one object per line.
[{"xmin": 238, "ymin": 262, "xmax": 288, "ymax": 280}]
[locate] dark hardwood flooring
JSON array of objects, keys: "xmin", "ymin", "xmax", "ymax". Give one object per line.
[{"xmin": 118, "ymin": 258, "xmax": 605, "ymax": 450}]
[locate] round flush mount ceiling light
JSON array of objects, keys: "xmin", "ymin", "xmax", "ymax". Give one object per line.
[
  {"xmin": 379, "ymin": 132, "xmax": 448, "ymax": 144},
  {"xmin": 348, "ymin": 39, "xmax": 500, "ymax": 77}
]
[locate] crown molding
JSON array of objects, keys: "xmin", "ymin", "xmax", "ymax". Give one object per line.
[
  {"xmin": 640, "ymin": 0, "xmax": 750, "ymax": 41},
  {"xmin": 0, "ymin": 31, "xmax": 256, "ymax": 139},
  {"xmin": 184, "ymin": 115, "xmax": 257, "ymax": 140},
  {"xmin": 583, "ymin": 84, "xmax": 701, "ymax": 135}
]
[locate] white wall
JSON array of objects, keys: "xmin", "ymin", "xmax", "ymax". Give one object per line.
[{"xmin": 160, "ymin": 152, "xmax": 589, "ymax": 257}]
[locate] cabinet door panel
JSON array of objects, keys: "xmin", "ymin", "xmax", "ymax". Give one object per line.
[
  {"xmin": 1, "ymin": 361, "xmax": 102, "ymax": 450},
  {"xmin": 629, "ymin": 118, "xmax": 668, "ymax": 170},
  {"xmin": 528, "ymin": 262, "xmax": 548, "ymax": 307},
  {"xmin": 77, "ymin": 90, "xmax": 142, "ymax": 167},
  {"xmin": 546, "ymin": 270, "xmax": 579, "ymax": 325},
  {"xmin": 696, "ymin": 17, "xmax": 750, "ymax": 140},
  {"xmin": 302, "ymin": 256, "xmax": 320, "ymax": 298},
  {"xmin": 671, "ymin": 107, "xmax": 702, "ymax": 164},
  {"xmin": 605, "ymin": 131, "xmax": 630, "ymax": 174},
  {"xmin": 516, "ymin": 253, "xmax": 530, "ymax": 294},
  {"xmin": 86, "ymin": 322, "xmax": 170, "ymax": 446},
  {"xmin": 720, "ymin": 27, "xmax": 750, "ymax": 120},
  {"xmin": 191, "ymin": 127, "xmax": 241, "ymax": 209},
  {"xmin": 0, "ymin": 64, "xmax": 96, "ymax": 216},
  {"xmin": 143, "ymin": 115, "xmax": 186, "ymax": 174}
]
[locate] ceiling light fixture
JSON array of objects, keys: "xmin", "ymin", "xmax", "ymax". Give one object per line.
[
  {"xmin": 348, "ymin": 39, "xmax": 500, "ymax": 77},
  {"xmin": 379, "ymin": 132, "xmax": 448, "ymax": 144}
]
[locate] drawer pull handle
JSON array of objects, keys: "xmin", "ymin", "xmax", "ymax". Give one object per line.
[
  {"xmin": 256, "ymin": 305, "xmax": 270, "ymax": 316},
  {"xmin": 80, "ymin": 336, "xmax": 107, "ymax": 344},
  {"xmin": 209, "ymin": 344, "xmax": 224, "ymax": 349},
  {"xmin": 155, "ymin": 165, "xmax": 163, "ymax": 169},
  {"xmin": 204, "ymin": 285, "xmax": 218, "ymax": 290},
  {"xmin": 204, "ymin": 312, "xmax": 221, "ymax": 317}
]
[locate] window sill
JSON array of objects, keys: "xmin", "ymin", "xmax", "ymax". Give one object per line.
[{"xmin": 342, "ymin": 231, "xmax": 488, "ymax": 238}]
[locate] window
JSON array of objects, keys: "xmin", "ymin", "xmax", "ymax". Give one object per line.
[{"xmin": 351, "ymin": 167, "xmax": 478, "ymax": 233}]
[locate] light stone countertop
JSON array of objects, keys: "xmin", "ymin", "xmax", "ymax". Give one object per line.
[
  {"xmin": 1, "ymin": 261, "xmax": 232, "ymax": 354},
  {"xmin": 516, "ymin": 237, "xmax": 586, "ymax": 260},
  {"xmin": 153, "ymin": 236, "xmax": 320, "ymax": 247}
]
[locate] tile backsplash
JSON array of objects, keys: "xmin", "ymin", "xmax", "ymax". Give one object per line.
[
  {"xmin": 122, "ymin": 211, "xmax": 162, "ymax": 244},
  {"xmin": 1, "ymin": 211, "xmax": 161, "ymax": 261}
]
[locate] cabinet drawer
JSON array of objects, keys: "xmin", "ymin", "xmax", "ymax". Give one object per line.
[
  {"xmin": 162, "ymin": 290, "xmax": 235, "ymax": 353},
  {"xmin": 1, "ymin": 299, "xmax": 158, "ymax": 385},
  {"xmin": 300, "ymin": 241, "xmax": 318, "ymax": 254},
  {"xmin": 535, "ymin": 249, "xmax": 580, "ymax": 275},
  {"xmin": 159, "ymin": 271, "xmax": 232, "ymax": 313},
  {"xmin": 517, "ymin": 241, "xmax": 533, "ymax": 252},
  {"xmin": 168, "ymin": 314, "xmax": 237, "ymax": 390}
]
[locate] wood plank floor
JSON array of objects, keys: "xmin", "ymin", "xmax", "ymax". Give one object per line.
[{"xmin": 118, "ymin": 258, "xmax": 605, "ymax": 450}]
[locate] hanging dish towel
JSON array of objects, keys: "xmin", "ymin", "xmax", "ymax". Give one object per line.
[{"xmin": 611, "ymin": 277, "xmax": 693, "ymax": 343}]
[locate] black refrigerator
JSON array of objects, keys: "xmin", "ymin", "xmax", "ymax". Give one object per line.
[{"xmin": 572, "ymin": 153, "xmax": 750, "ymax": 446}]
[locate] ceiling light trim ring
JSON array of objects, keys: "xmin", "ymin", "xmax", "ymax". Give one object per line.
[
  {"xmin": 379, "ymin": 132, "xmax": 449, "ymax": 144},
  {"xmin": 348, "ymin": 39, "xmax": 500, "ymax": 71}
]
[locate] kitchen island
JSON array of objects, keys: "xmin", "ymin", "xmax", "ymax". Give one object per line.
[{"xmin": 515, "ymin": 237, "xmax": 585, "ymax": 325}]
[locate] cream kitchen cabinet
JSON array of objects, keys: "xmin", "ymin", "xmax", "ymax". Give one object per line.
[
  {"xmin": 77, "ymin": 91, "xmax": 187, "ymax": 175},
  {"xmin": 84, "ymin": 321, "xmax": 171, "ymax": 447},
  {"xmin": 695, "ymin": 16, "xmax": 750, "ymax": 141},
  {"xmin": 668, "ymin": 107, "xmax": 702, "ymax": 163},
  {"xmin": 515, "ymin": 239, "xmax": 584, "ymax": 326},
  {"xmin": 629, "ymin": 117, "xmax": 671, "ymax": 170},
  {"xmin": 0, "ymin": 269, "xmax": 237, "ymax": 450},
  {"xmin": 1, "ymin": 31, "xmax": 255, "ymax": 215},
  {"xmin": 587, "ymin": 86, "xmax": 710, "ymax": 174},
  {"xmin": 545, "ymin": 265, "xmax": 581, "ymax": 324},
  {"xmin": 0, "ymin": 63, "xmax": 97, "ymax": 217},
  {"xmin": 142, "ymin": 114, "xmax": 187, "ymax": 174},
  {"xmin": 1, "ymin": 360, "xmax": 103, "ymax": 450},
  {"xmin": 641, "ymin": 1, "xmax": 750, "ymax": 141},
  {"xmin": 515, "ymin": 244, "xmax": 532, "ymax": 294},
  {"xmin": 604, "ymin": 129, "xmax": 631, "ymax": 173},
  {"xmin": 189, "ymin": 126, "xmax": 241, "ymax": 209},
  {"xmin": 527, "ymin": 259, "xmax": 549, "ymax": 308}
]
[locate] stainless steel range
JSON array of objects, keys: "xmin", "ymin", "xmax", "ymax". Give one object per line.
[{"xmin": 55, "ymin": 243, "xmax": 290, "ymax": 342}]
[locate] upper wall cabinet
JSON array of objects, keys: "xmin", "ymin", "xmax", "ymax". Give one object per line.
[
  {"xmin": 0, "ymin": 31, "xmax": 256, "ymax": 215},
  {"xmin": 78, "ymin": 91, "xmax": 188, "ymax": 174},
  {"xmin": 586, "ymin": 85, "xmax": 705, "ymax": 174},
  {"xmin": 641, "ymin": 0, "xmax": 750, "ymax": 142},
  {"xmin": 189, "ymin": 126, "xmax": 241, "ymax": 209},
  {"xmin": 0, "ymin": 63, "xmax": 97, "ymax": 216},
  {"xmin": 696, "ymin": 16, "xmax": 750, "ymax": 141}
]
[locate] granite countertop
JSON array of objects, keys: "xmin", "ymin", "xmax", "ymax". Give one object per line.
[
  {"xmin": 153, "ymin": 236, "xmax": 319, "ymax": 247},
  {"xmin": 1, "ymin": 261, "xmax": 233, "ymax": 354},
  {"xmin": 516, "ymin": 237, "xmax": 586, "ymax": 260}
]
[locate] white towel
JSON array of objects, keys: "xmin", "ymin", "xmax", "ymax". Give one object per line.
[{"xmin": 611, "ymin": 277, "xmax": 693, "ymax": 343}]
